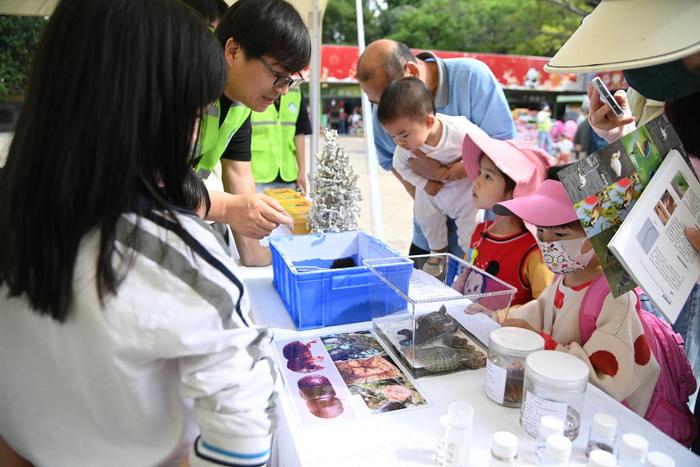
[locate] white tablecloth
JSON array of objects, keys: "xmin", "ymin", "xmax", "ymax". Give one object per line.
[{"xmin": 238, "ymin": 264, "xmax": 700, "ymax": 467}]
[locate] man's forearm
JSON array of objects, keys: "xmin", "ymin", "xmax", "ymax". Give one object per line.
[
  {"xmin": 409, "ymin": 156, "xmax": 449, "ymax": 180},
  {"xmin": 205, "ymin": 190, "xmax": 236, "ymax": 224},
  {"xmin": 294, "ymin": 134, "xmax": 306, "ymax": 179},
  {"xmin": 221, "ymin": 159, "xmax": 273, "ymax": 266},
  {"xmin": 222, "ymin": 160, "xmax": 256, "ymax": 195},
  {"xmin": 232, "ymin": 230, "xmax": 272, "ymax": 266}
]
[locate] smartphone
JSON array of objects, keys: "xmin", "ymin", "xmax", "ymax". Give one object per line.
[{"xmin": 591, "ymin": 77, "xmax": 624, "ymax": 118}]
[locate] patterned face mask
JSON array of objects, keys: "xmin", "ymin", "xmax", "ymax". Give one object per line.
[{"xmin": 537, "ymin": 236, "xmax": 595, "ymax": 274}]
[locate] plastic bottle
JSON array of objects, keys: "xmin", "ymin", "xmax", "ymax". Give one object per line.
[
  {"xmin": 541, "ymin": 433, "xmax": 571, "ymax": 466},
  {"xmin": 588, "ymin": 449, "xmax": 617, "ymax": 467},
  {"xmin": 618, "ymin": 433, "xmax": 648, "ymax": 467},
  {"xmin": 534, "ymin": 415, "xmax": 565, "ymax": 463},
  {"xmin": 586, "ymin": 413, "xmax": 617, "ymax": 457},
  {"xmin": 490, "ymin": 431, "xmax": 518, "ymax": 466},
  {"xmin": 443, "ymin": 402, "xmax": 474, "ymax": 467},
  {"xmin": 645, "ymin": 451, "xmax": 675, "ymax": 467}
]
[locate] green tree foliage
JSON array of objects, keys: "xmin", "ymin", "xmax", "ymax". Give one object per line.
[
  {"xmin": 0, "ymin": 15, "xmax": 47, "ymax": 98},
  {"xmin": 323, "ymin": 0, "xmax": 594, "ymax": 57},
  {"xmin": 322, "ymin": 0, "xmax": 381, "ymax": 45}
]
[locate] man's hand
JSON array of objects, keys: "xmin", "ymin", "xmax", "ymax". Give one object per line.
[
  {"xmin": 442, "ymin": 161, "xmax": 467, "ymax": 181},
  {"xmin": 587, "ymin": 82, "xmax": 635, "ymax": 131},
  {"xmin": 424, "ymin": 180, "xmax": 443, "ymax": 197},
  {"xmin": 295, "ymin": 175, "xmax": 308, "ymax": 197},
  {"xmin": 226, "ymin": 193, "xmax": 292, "ymax": 239},
  {"xmin": 408, "ymin": 149, "xmax": 448, "ymax": 180}
]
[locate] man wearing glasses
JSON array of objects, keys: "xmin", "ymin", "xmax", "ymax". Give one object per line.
[
  {"xmin": 195, "ymin": 0, "xmax": 310, "ymax": 266},
  {"xmin": 250, "ymin": 57, "xmax": 311, "ymax": 196}
]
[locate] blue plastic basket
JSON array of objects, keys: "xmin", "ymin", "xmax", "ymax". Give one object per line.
[{"xmin": 269, "ymin": 231, "xmax": 413, "ymax": 330}]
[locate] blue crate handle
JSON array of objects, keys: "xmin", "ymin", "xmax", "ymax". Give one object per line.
[{"xmin": 331, "ymin": 271, "xmax": 378, "ymax": 290}]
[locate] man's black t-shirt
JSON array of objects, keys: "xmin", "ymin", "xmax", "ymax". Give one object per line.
[{"xmin": 219, "ymin": 94, "xmax": 252, "ymax": 162}]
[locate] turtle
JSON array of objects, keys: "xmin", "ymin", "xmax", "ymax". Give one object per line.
[
  {"xmin": 442, "ymin": 334, "xmax": 471, "ymax": 349},
  {"xmin": 404, "ymin": 346, "xmax": 461, "ymax": 373},
  {"xmin": 454, "ymin": 347, "xmax": 487, "ymax": 369},
  {"xmin": 442, "ymin": 333, "xmax": 487, "ymax": 369},
  {"xmin": 396, "ymin": 305, "xmax": 458, "ymax": 346}
]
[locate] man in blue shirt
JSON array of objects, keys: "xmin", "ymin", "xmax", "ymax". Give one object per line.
[{"xmin": 357, "ymin": 39, "xmax": 516, "ymax": 256}]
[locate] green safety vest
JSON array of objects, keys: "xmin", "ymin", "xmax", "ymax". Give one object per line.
[
  {"xmin": 195, "ymin": 98, "xmax": 252, "ymax": 180},
  {"xmin": 250, "ymin": 89, "xmax": 302, "ymax": 183}
]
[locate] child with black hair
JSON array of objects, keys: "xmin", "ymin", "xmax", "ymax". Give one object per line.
[
  {"xmin": 377, "ymin": 77, "xmax": 479, "ymax": 266},
  {"xmin": 457, "ymin": 129, "xmax": 553, "ymax": 305},
  {"xmin": 182, "ymin": 167, "xmax": 212, "ymax": 216},
  {"xmin": 467, "ymin": 170, "xmax": 662, "ymax": 424}
]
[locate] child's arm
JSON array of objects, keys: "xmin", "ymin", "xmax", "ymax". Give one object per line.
[
  {"xmin": 497, "ymin": 291, "xmax": 547, "ymax": 330},
  {"xmin": 179, "ymin": 325, "xmax": 277, "ymax": 467},
  {"xmin": 556, "ymin": 292, "xmax": 659, "ymax": 408},
  {"xmin": 392, "ymin": 148, "xmax": 429, "ymax": 190},
  {"xmin": 467, "ymin": 285, "xmax": 551, "ymax": 331},
  {"xmin": 149, "ymin": 239, "xmax": 277, "ymax": 467},
  {"xmin": 521, "ymin": 248, "xmax": 554, "ymax": 300}
]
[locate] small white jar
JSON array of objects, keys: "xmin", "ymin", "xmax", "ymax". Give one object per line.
[{"xmin": 485, "ymin": 327, "xmax": 544, "ymax": 407}]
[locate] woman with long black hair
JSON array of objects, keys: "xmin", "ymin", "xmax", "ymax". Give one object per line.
[{"xmin": 0, "ymin": 0, "xmax": 277, "ymax": 465}]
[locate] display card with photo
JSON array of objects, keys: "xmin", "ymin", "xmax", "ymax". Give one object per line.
[
  {"xmin": 557, "ymin": 114, "xmax": 688, "ymax": 297},
  {"xmin": 609, "ymin": 150, "xmax": 700, "ymax": 323},
  {"xmin": 274, "ymin": 331, "xmax": 427, "ymax": 425}
]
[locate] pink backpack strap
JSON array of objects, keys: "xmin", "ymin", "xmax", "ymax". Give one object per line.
[{"xmin": 579, "ymin": 274, "xmax": 613, "ymax": 344}]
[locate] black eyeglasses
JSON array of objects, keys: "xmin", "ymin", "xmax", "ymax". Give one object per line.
[{"xmin": 258, "ymin": 57, "xmax": 304, "ymax": 90}]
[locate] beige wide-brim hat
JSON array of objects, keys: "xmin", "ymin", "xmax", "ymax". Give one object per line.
[{"xmin": 545, "ymin": 0, "xmax": 700, "ymax": 73}]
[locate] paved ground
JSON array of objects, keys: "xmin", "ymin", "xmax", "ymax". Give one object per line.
[{"xmin": 319, "ymin": 135, "xmax": 414, "ymax": 254}]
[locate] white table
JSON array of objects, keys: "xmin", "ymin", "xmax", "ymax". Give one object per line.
[{"xmin": 238, "ymin": 264, "xmax": 700, "ymax": 467}]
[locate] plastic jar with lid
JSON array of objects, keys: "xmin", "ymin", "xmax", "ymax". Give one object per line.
[
  {"xmin": 519, "ymin": 350, "xmax": 588, "ymax": 440},
  {"xmin": 485, "ymin": 327, "xmax": 544, "ymax": 407}
]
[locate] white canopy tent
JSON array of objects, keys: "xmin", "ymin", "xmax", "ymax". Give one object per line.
[{"xmin": 0, "ymin": 0, "xmax": 385, "ymax": 237}]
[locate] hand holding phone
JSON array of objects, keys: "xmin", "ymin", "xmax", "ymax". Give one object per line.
[{"xmin": 591, "ymin": 77, "xmax": 624, "ymax": 118}]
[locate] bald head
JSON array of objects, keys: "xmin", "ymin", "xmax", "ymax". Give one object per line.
[{"xmin": 357, "ymin": 39, "xmax": 417, "ymax": 103}]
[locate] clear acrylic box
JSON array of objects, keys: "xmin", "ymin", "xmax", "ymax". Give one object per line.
[{"xmin": 364, "ymin": 253, "xmax": 517, "ymax": 378}]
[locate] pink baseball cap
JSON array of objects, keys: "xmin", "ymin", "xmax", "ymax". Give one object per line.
[
  {"xmin": 493, "ymin": 180, "xmax": 578, "ymax": 227},
  {"xmin": 462, "ymin": 128, "xmax": 552, "ymax": 198}
]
